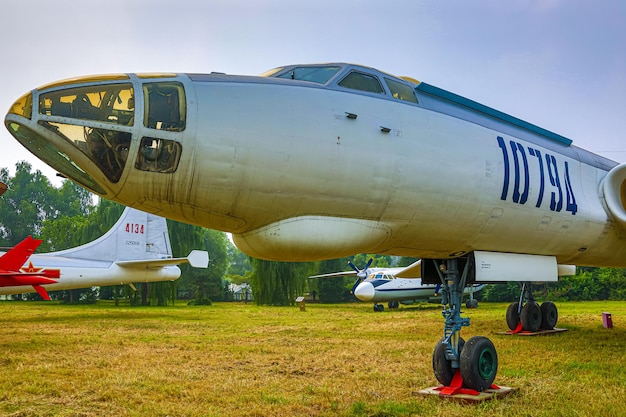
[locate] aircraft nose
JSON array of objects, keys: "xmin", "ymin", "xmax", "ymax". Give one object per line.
[
  {"xmin": 4, "ymin": 74, "xmax": 187, "ymax": 199},
  {"xmin": 354, "ymin": 281, "xmax": 375, "ymax": 301}
]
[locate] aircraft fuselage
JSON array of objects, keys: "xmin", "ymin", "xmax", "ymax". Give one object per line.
[{"xmin": 5, "ymin": 63, "xmax": 626, "ymax": 267}]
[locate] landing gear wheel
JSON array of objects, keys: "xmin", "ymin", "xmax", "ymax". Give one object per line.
[
  {"xmin": 506, "ymin": 302, "xmax": 520, "ymax": 330},
  {"xmin": 520, "ymin": 301, "xmax": 542, "ymax": 332},
  {"xmin": 432, "ymin": 337, "xmax": 465, "ymax": 386},
  {"xmin": 373, "ymin": 304, "xmax": 384, "ymax": 312},
  {"xmin": 459, "ymin": 336, "xmax": 498, "ymax": 392},
  {"xmin": 388, "ymin": 301, "xmax": 399, "ymax": 310},
  {"xmin": 465, "ymin": 299, "xmax": 478, "ymax": 308},
  {"xmin": 540, "ymin": 301, "xmax": 558, "ymax": 329}
]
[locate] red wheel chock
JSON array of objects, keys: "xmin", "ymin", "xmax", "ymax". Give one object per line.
[
  {"xmin": 511, "ymin": 321, "xmax": 524, "ymax": 334},
  {"xmin": 434, "ymin": 370, "xmax": 500, "ymax": 396}
]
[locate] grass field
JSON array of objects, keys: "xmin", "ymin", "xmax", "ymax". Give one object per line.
[{"xmin": 0, "ymin": 300, "xmax": 624, "ymax": 417}]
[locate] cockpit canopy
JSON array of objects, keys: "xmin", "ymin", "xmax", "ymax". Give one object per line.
[
  {"xmin": 264, "ymin": 63, "xmax": 419, "ymax": 104},
  {"xmin": 368, "ymin": 272, "xmax": 395, "ymax": 280}
]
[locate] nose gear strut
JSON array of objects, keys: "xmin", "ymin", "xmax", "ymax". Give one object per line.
[{"xmin": 431, "ymin": 257, "xmax": 499, "ymax": 393}]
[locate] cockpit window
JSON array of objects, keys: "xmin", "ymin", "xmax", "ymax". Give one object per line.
[
  {"xmin": 9, "ymin": 92, "xmax": 33, "ymax": 119},
  {"xmin": 6, "ymin": 122, "xmax": 106, "ymax": 194},
  {"xmin": 275, "ymin": 66, "xmax": 341, "ymax": 84},
  {"xmin": 135, "ymin": 137, "xmax": 182, "ymax": 174},
  {"xmin": 143, "ymin": 82, "xmax": 186, "ymax": 131},
  {"xmin": 39, "ymin": 84, "xmax": 134, "ymax": 126},
  {"xmin": 338, "ymin": 71, "xmax": 385, "ymax": 94},
  {"xmin": 38, "ymin": 121, "xmax": 130, "ymax": 183},
  {"xmin": 385, "ymin": 78, "xmax": 418, "ymax": 104}
]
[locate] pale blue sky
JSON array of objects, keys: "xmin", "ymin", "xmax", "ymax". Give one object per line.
[{"xmin": 1, "ymin": 0, "xmax": 625, "ymax": 185}]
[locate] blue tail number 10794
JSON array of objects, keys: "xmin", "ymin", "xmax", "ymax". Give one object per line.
[{"xmin": 497, "ymin": 136, "xmax": 577, "ymax": 215}]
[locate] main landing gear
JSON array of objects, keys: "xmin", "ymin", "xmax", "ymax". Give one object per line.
[
  {"xmin": 506, "ymin": 282, "xmax": 558, "ymax": 332},
  {"xmin": 373, "ymin": 301, "xmax": 400, "ymax": 312},
  {"xmin": 431, "ymin": 258, "xmax": 498, "ymax": 393}
]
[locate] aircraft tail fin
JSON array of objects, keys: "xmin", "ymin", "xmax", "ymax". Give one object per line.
[
  {"xmin": 0, "ymin": 236, "xmax": 43, "ymax": 272},
  {"xmin": 44, "ymin": 207, "xmax": 173, "ymax": 262},
  {"xmin": 395, "ymin": 260, "xmax": 422, "ymax": 278}
]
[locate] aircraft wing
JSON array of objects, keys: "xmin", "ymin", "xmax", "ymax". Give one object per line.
[
  {"xmin": 115, "ymin": 250, "xmax": 209, "ymax": 269},
  {"xmin": 308, "ymin": 271, "xmax": 357, "ymax": 279},
  {"xmin": 394, "ymin": 260, "xmax": 422, "ymax": 278}
]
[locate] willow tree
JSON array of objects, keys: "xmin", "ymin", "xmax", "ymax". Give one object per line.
[
  {"xmin": 249, "ymin": 259, "xmax": 309, "ymax": 306},
  {"xmin": 314, "ymin": 258, "xmax": 347, "ymax": 303},
  {"xmin": 168, "ymin": 221, "xmax": 229, "ymax": 304}
]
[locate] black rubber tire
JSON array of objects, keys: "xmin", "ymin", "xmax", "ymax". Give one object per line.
[
  {"xmin": 432, "ymin": 337, "xmax": 465, "ymax": 386},
  {"xmin": 520, "ymin": 301, "xmax": 542, "ymax": 332},
  {"xmin": 374, "ymin": 304, "xmax": 384, "ymax": 312},
  {"xmin": 540, "ymin": 301, "xmax": 558, "ymax": 329},
  {"xmin": 388, "ymin": 301, "xmax": 399, "ymax": 310},
  {"xmin": 506, "ymin": 302, "xmax": 520, "ymax": 330},
  {"xmin": 459, "ymin": 336, "xmax": 498, "ymax": 392}
]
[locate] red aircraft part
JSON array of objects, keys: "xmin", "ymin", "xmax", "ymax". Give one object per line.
[
  {"xmin": 0, "ymin": 275, "xmax": 59, "ymax": 286},
  {"xmin": 0, "ymin": 236, "xmax": 60, "ymax": 300},
  {"xmin": 0, "ymin": 235, "xmax": 43, "ymax": 272}
]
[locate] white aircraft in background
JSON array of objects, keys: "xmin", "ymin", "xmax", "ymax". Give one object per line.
[
  {"xmin": 311, "ymin": 259, "xmax": 484, "ymax": 312},
  {"xmin": 6, "ymin": 62, "xmax": 625, "ymax": 392},
  {"xmin": 0, "ymin": 207, "xmax": 208, "ymax": 300}
]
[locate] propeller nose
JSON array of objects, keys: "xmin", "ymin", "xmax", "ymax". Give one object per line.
[{"xmin": 353, "ymin": 281, "xmax": 375, "ymax": 301}]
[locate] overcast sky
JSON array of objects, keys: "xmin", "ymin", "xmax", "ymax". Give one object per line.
[{"xmin": 1, "ymin": 0, "xmax": 625, "ymax": 186}]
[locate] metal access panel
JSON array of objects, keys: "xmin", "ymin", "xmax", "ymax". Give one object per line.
[
  {"xmin": 473, "ymin": 251, "xmax": 558, "ymax": 283},
  {"xmin": 420, "ymin": 251, "xmax": 559, "ymax": 284}
]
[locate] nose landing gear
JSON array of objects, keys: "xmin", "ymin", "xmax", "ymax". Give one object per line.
[{"xmin": 430, "ymin": 258, "xmax": 499, "ymax": 393}]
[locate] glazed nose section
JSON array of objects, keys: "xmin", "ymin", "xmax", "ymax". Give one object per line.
[
  {"xmin": 353, "ymin": 281, "xmax": 375, "ymax": 301},
  {"xmin": 4, "ymin": 74, "xmax": 187, "ymax": 197},
  {"xmin": 4, "ymin": 76, "xmax": 135, "ymax": 195}
]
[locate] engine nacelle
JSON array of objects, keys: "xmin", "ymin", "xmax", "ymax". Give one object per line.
[
  {"xmin": 600, "ymin": 163, "xmax": 626, "ymax": 228},
  {"xmin": 232, "ymin": 216, "xmax": 391, "ymax": 261}
]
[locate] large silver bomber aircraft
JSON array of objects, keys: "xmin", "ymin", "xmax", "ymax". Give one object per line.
[{"xmin": 5, "ymin": 63, "xmax": 625, "ymax": 392}]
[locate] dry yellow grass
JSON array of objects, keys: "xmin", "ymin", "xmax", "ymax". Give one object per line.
[{"xmin": 0, "ymin": 300, "xmax": 624, "ymax": 416}]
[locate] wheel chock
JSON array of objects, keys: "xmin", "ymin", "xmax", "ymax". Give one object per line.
[
  {"xmin": 417, "ymin": 371, "xmax": 515, "ymax": 403},
  {"xmin": 497, "ymin": 327, "xmax": 568, "ymax": 336}
]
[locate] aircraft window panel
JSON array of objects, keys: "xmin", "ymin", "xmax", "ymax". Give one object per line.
[
  {"xmin": 274, "ymin": 66, "xmax": 341, "ymax": 84},
  {"xmin": 8, "ymin": 122, "xmax": 106, "ymax": 194},
  {"xmin": 135, "ymin": 137, "xmax": 182, "ymax": 174},
  {"xmin": 338, "ymin": 71, "xmax": 385, "ymax": 94},
  {"xmin": 9, "ymin": 92, "xmax": 33, "ymax": 119},
  {"xmin": 143, "ymin": 82, "xmax": 186, "ymax": 131},
  {"xmin": 259, "ymin": 67, "xmax": 284, "ymax": 77},
  {"xmin": 39, "ymin": 84, "xmax": 134, "ymax": 126},
  {"xmin": 39, "ymin": 121, "xmax": 130, "ymax": 183},
  {"xmin": 385, "ymin": 78, "xmax": 418, "ymax": 104}
]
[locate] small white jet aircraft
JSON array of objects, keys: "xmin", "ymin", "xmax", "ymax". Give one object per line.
[
  {"xmin": 0, "ymin": 207, "xmax": 208, "ymax": 300},
  {"xmin": 311, "ymin": 259, "xmax": 484, "ymax": 312},
  {"xmin": 6, "ymin": 62, "xmax": 624, "ymax": 392}
]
